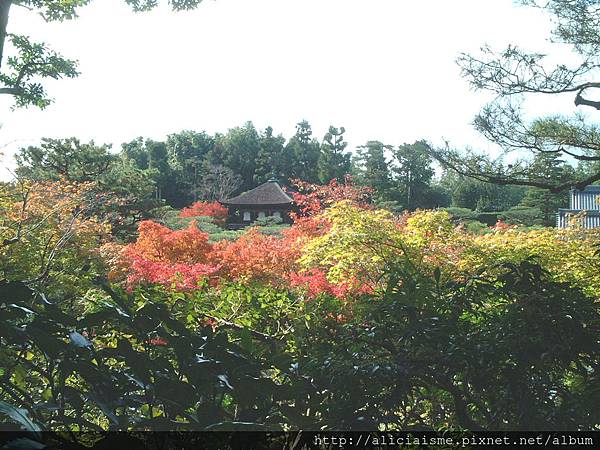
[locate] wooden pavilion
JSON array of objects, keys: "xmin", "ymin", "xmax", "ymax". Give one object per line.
[{"xmin": 220, "ymin": 178, "xmax": 294, "ymax": 229}]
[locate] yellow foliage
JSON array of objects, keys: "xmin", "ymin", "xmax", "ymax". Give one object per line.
[
  {"xmin": 298, "ymin": 201, "xmax": 408, "ymax": 286},
  {"xmin": 463, "ymin": 227, "xmax": 600, "ymax": 298},
  {"xmin": 0, "ymin": 179, "xmax": 111, "ymax": 295},
  {"xmin": 298, "ymin": 202, "xmax": 600, "ymax": 298}
]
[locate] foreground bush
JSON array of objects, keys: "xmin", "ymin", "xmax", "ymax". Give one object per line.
[
  {"xmin": 0, "ymin": 280, "xmax": 305, "ymax": 435},
  {"xmin": 1, "ymin": 258, "xmax": 598, "ymax": 440}
]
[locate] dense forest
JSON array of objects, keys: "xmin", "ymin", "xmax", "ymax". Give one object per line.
[
  {"xmin": 12, "ymin": 119, "xmax": 586, "ymax": 238},
  {"xmin": 1, "ymin": 0, "xmax": 600, "ymax": 447}
]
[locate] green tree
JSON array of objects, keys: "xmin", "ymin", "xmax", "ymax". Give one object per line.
[
  {"xmin": 0, "ymin": 0, "xmax": 206, "ymax": 108},
  {"xmin": 15, "ymin": 137, "xmax": 115, "ymax": 181},
  {"xmin": 121, "ymin": 137, "xmax": 177, "ymax": 205},
  {"xmin": 391, "ymin": 140, "xmax": 435, "ymax": 210},
  {"xmin": 353, "ymin": 140, "xmax": 393, "ymax": 200},
  {"xmin": 317, "ymin": 126, "xmax": 351, "ymax": 184},
  {"xmin": 519, "ymin": 153, "xmax": 572, "ymax": 225},
  {"xmin": 121, "ymin": 136, "xmax": 149, "ymax": 169},
  {"xmin": 440, "ymin": 164, "xmax": 527, "ymax": 211},
  {"xmin": 254, "ymin": 126, "xmax": 288, "ymax": 184},
  {"xmin": 431, "ymin": 0, "xmax": 600, "ymax": 192},
  {"xmin": 99, "ymin": 156, "xmax": 159, "ymax": 239},
  {"xmin": 285, "ymin": 120, "xmax": 321, "ymax": 183},
  {"xmin": 166, "ymin": 130, "xmax": 215, "ymax": 203},
  {"xmin": 218, "ymin": 121, "xmax": 260, "ymax": 192},
  {"xmin": 14, "ymin": 137, "xmax": 159, "ymax": 238}
]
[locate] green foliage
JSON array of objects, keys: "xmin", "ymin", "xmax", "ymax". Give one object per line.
[
  {"xmin": 0, "ymin": 34, "xmax": 78, "ymax": 108},
  {"xmin": 465, "ymin": 220, "xmax": 487, "ymax": 234},
  {"xmin": 0, "ymin": 1, "xmax": 206, "ymax": 109},
  {"xmin": 15, "ymin": 138, "xmax": 115, "ymax": 182},
  {"xmin": 391, "ymin": 140, "xmax": 435, "ymax": 210},
  {"xmin": 1, "ymin": 241, "xmax": 599, "ymax": 434},
  {"xmin": 353, "ymin": 140, "xmax": 394, "ymax": 201},
  {"xmin": 15, "ymin": 139, "xmax": 160, "ymax": 240},
  {"xmin": 285, "ymin": 120, "xmax": 321, "ymax": 183},
  {"xmin": 476, "ymin": 211, "xmax": 500, "ymax": 226},
  {"xmin": 254, "ymin": 225, "xmax": 289, "ymax": 238},
  {"xmin": 253, "ymin": 215, "xmax": 283, "ymax": 227},
  {"xmin": 440, "ymin": 169, "xmax": 527, "ymax": 211},
  {"xmin": 166, "ymin": 130, "xmax": 215, "ymax": 204},
  {"xmin": 444, "ymin": 204, "xmax": 547, "ymax": 228},
  {"xmin": 124, "ymin": 1, "xmax": 205, "ymax": 12},
  {"xmin": 442, "ymin": 207, "xmax": 478, "ymax": 221},
  {"xmin": 353, "ymin": 140, "xmax": 449, "ymax": 210},
  {"xmin": 318, "ymin": 126, "xmax": 351, "ymax": 184},
  {"xmin": 254, "ymin": 126, "xmax": 288, "ymax": 184},
  {"xmin": 214, "ymin": 122, "xmax": 261, "ymax": 192},
  {"xmin": 500, "ymin": 206, "xmax": 545, "ymax": 226},
  {"xmin": 0, "ymin": 280, "xmax": 303, "ymax": 436},
  {"xmin": 294, "ymin": 260, "xmax": 600, "ymax": 430},
  {"xmin": 374, "ymin": 200, "xmax": 403, "ymax": 214},
  {"xmin": 153, "ymin": 208, "xmax": 238, "ymax": 241}
]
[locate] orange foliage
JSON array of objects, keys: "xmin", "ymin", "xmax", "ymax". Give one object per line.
[
  {"xmin": 290, "ymin": 176, "xmax": 373, "ymax": 217},
  {"xmin": 213, "ymin": 228, "xmax": 298, "ymax": 284},
  {"xmin": 122, "ymin": 220, "xmax": 219, "ymax": 290},
  {"xmin": 115, "ymin": 181, "xmax": 376, "ymax": 298},
  {"xmin": 288, "ymin": 269, "xmax": 374, "ymax": 300},
  {"xmin": 126, "ymin": 220, "xmax": 213, "ymax": 264},
  {"xmin": 179, "ymin": 201, "xmax": 228, "ymax": 223},
  {"xmin": 0, "ymin": 179, "xmax": 111, "ymax": 290}
]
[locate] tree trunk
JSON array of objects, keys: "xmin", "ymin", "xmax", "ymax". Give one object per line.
[{"xmin": 0, "ymin": 0, "xmax": 12, "ymax": 69}]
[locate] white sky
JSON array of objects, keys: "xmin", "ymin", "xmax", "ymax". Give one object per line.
[{"xmin": 0, "ymin": 0, "xmax": 579, "ymax": 180}]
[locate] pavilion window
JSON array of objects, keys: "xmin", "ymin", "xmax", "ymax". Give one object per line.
[
  {"xmin": 258, "ymin": 211, "xmax": 266, "ymax": 219},
  {"xmin": 273, "ymin": 211, "xmax": 281, "ymax": 219},
  {"xmin": 243, "ymin": 211, "xmax": 251, "ymax": 221}
]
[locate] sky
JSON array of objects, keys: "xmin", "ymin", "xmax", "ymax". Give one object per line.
[{"xmin": 0, "ymin": 0, "xmax": 575, "ymax": 180}]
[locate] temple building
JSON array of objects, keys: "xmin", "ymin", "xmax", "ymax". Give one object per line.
[
  {"xmin": 557, "ymin": 185, "xmax": 600, "ymax": 229},
  {"xmin": 220, "ymin": 178, "xmax": 294, "ymax": 229}
]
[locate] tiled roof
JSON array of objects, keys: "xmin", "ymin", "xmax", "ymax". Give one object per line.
[{"xmin": 221, "ymin": 180, "xmax": 293, "ymax": 205}]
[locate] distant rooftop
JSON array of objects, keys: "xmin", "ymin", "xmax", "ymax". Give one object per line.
[{"xmin": 221, "ymin": 180, "xmax": 293, "ymax": 205}]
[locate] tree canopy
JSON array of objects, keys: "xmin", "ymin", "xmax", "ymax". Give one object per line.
[
  {"xmin": 0, "ymin": 0, "xmax": 206, "ymax": 108},
  {"xmin": 431, "ymin": 0, "xmax": 600, "ymax": 192}
]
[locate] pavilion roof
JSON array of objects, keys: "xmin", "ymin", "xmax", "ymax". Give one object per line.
[{"xmin": 221, "ymin": 179, "xmax": 293, "ymax": 206}]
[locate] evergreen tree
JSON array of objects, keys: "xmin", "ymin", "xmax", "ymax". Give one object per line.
[
  {"xmin": 121, "ymin": 137, "xmax": 150, "ymax": 169},
  {"xmin": 353, "ymin": 141, "xmax": 393, "ymax": 200},
  {"xmin": 166, "ymin": 130, "xmax": 215, "ymax": 203},
  {"xmin": 318, "ymin": 126, "xmax": 351, "ymax": 183},
  {"xmin": 218, "ymin": 122, "xmax": 261, "ymax": 191},
  {"xmin": 255, "ymin": 126, "xmax": 287, "ymax": 184},
  {"xmin": 519, "ymin": 153, "xmax": 572, "ymax": 226},
  {"xmin": 440, "ymin": 164, "xmax": 527, "ymax": 212},
  {"xmin": 15, "ymin": 138, "xmax": 115, "ymax": 182},
  {"xmin": 285, "ymin": 120, "xmax": 321, "ymax": 183},
  {"xmin": 391, "ymin": 140, "xmax": 435, "ymax": 210}
]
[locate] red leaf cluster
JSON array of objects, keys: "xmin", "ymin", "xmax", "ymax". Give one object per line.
[
  {"xmin": 289, "ymin": 176, "xmax": 373, "ymax": 217},
  {"xmin": 288, "ymin": 269, "xmax": 374, "ymax": 300},
  {"xmin": 179, "ymin": 201, "xmax": 228, "ymax": 223},
  {"xmin": 213, "ymin": 228, "xmax": 298, "ymax": 284},
  {"xmin": 123, "ymin": 220, "xmax": 219, "ymax": 290}
]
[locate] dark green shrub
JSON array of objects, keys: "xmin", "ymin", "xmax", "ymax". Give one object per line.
[
  {"xmin": 476, "ymin": 212, "xmax": 500, "ymax": 226},
  {"xmin": 500, "ymin": 206, "xmax": 545, "ymax": 227},
  {"xmin": 441, "ymin": 207, "xmax": 478, "ymax": 221}
]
